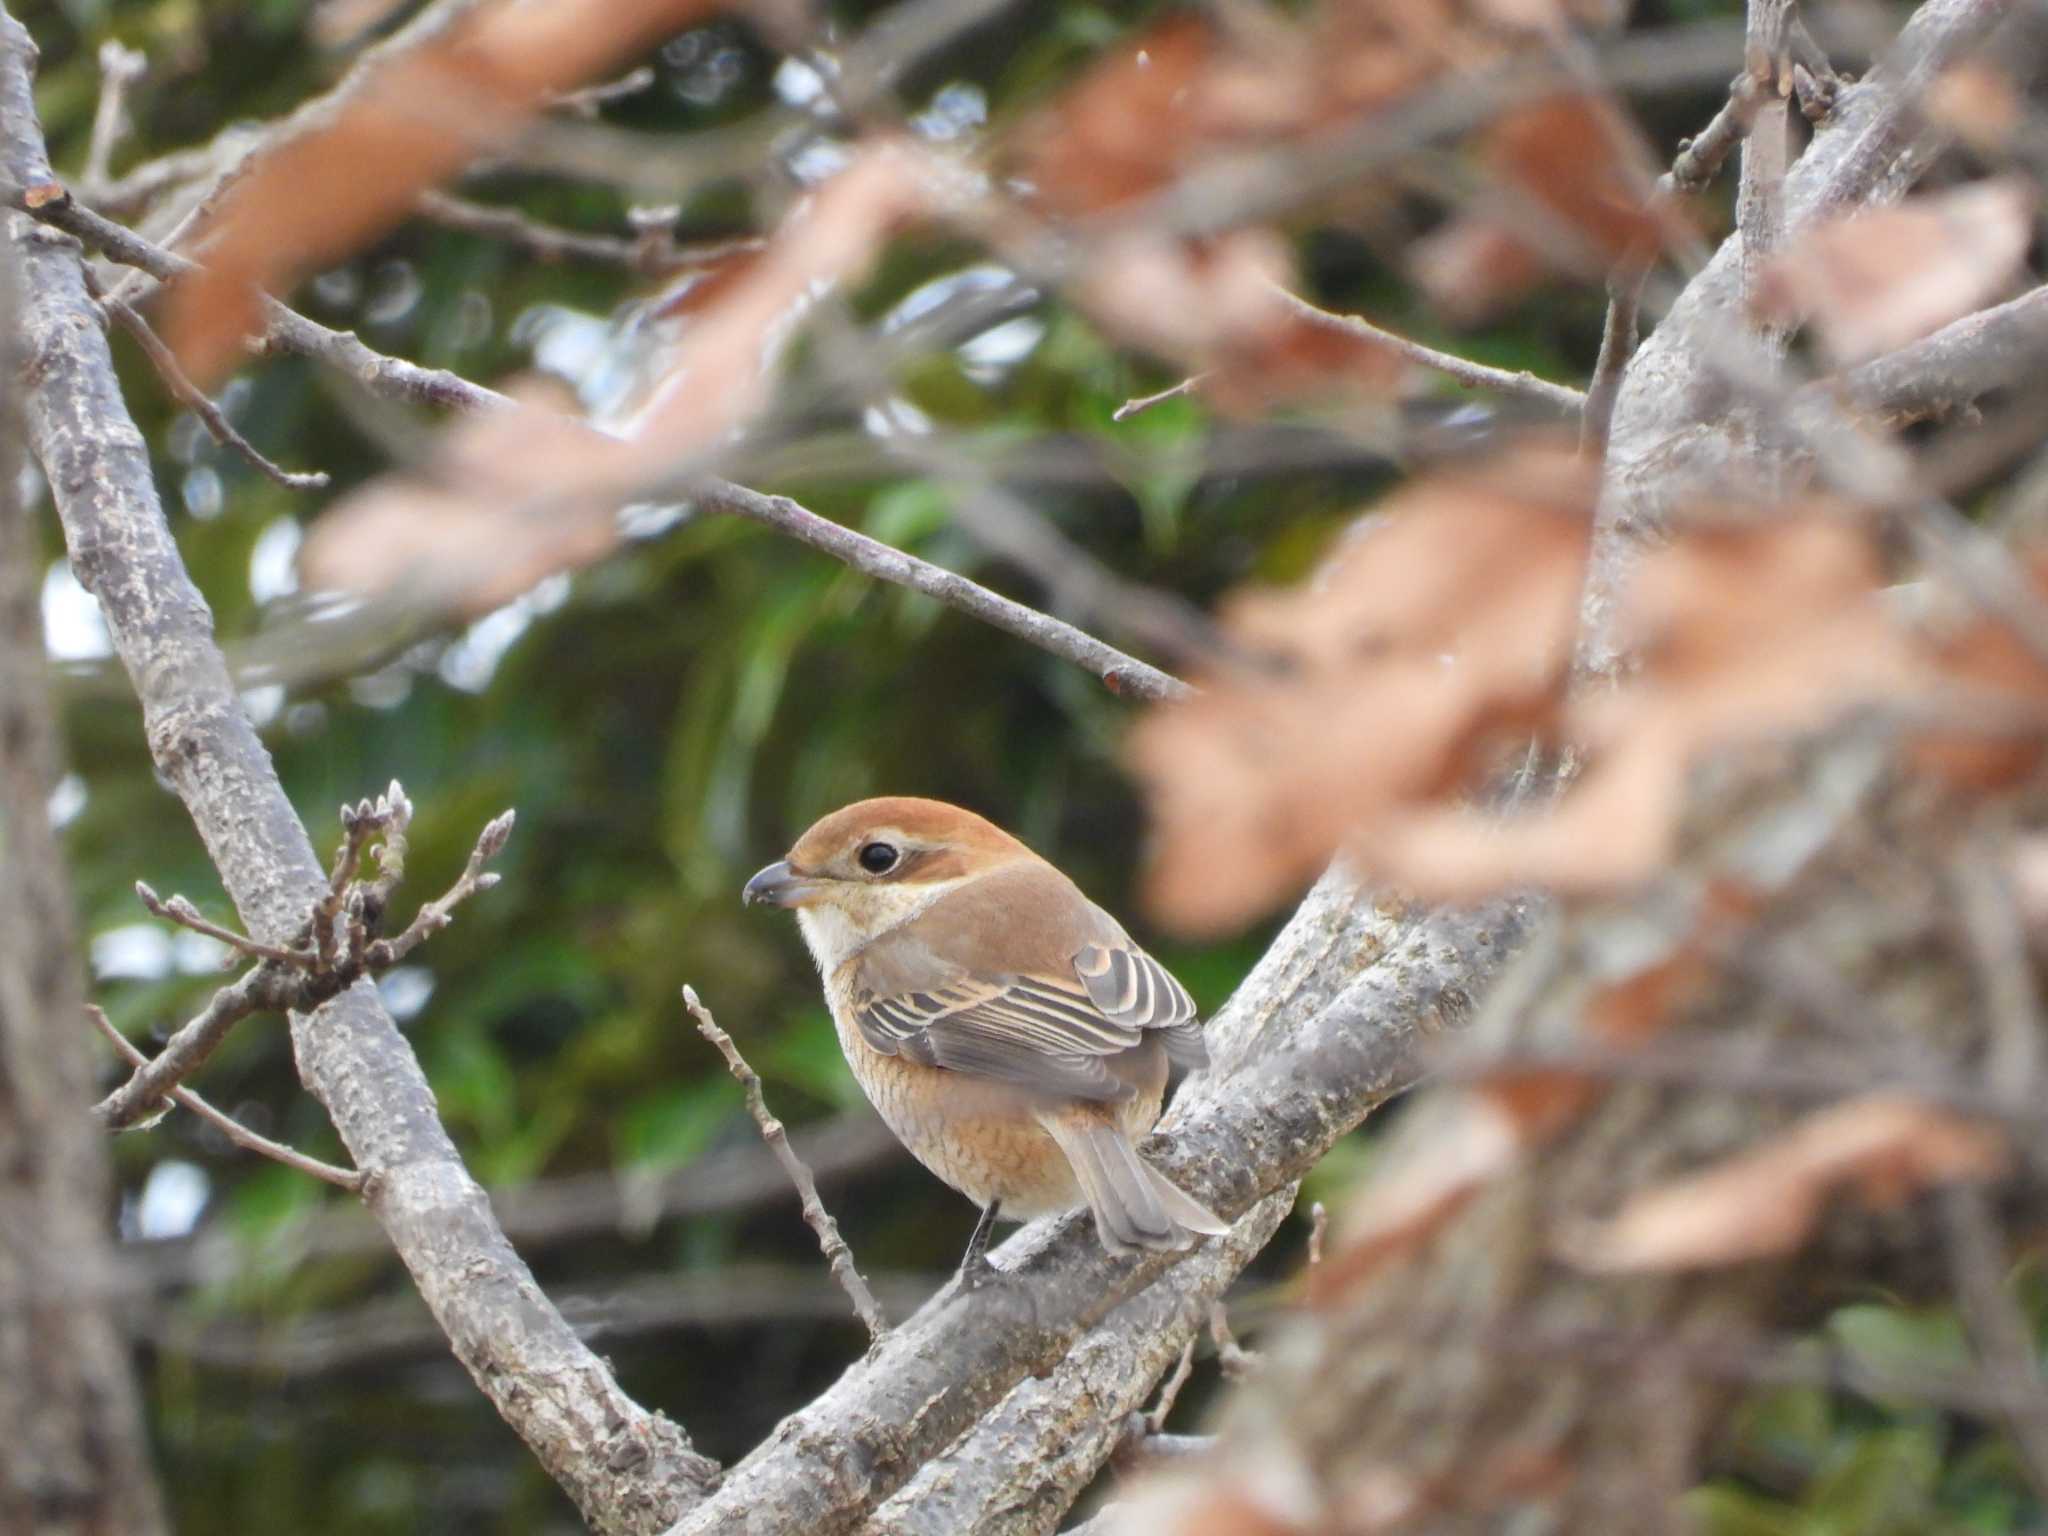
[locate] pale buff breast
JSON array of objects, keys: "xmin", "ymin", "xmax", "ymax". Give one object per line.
[{"xmin": 823, "ymin": 978, "xmax": 1166, "ymax": 1218}]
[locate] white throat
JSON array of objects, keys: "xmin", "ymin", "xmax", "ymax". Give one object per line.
[{"xmin": 792, "ymin": 875, "xmax": 969, "ymax": 976}]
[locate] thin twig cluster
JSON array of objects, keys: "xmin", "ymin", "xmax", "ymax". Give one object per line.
[{"xmin": 93, "ymin": 783, "xmax": 514, "ymax": 1152}]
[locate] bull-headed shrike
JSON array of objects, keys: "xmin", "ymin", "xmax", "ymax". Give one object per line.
[{"xmin": 745, "ymin": 796, "xmax": 1226, "ymax": 1276}]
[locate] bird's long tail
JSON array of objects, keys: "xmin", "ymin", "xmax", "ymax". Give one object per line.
[{"xmin": 1046, "ymin": 1116, "xmax": 1230, "ymax": 1254}]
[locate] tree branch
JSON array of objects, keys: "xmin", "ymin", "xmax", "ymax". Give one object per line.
[
  {"xmin": 1267, "ymin": 285, "xmax": 1586, "ymax": 418},
  {"xmin": 685, "ymin": 986, "xmax": 889, "ymax": 1342},
  {"xmin": 0, "ymin": 192, "xmax": 167, "ymax": 1536},
  {"xmin": 86, "ymin": 1007, "xmax": 364, "ymax": 1189},
  {"xmin": 665, "ymin": 884, "xmax": 1531, "ymax": 1536},
  {"xmin": 1591, "ymin": 0, "xmax": 2018, "ymax": 668},
  {"xmin": 0, "ymin": 14, "xmax": 717, "ymax": 1530},
  {"xmin": 1832, "ymin": 283, "xmax": 2048, "ymax": 423},
  {"xmin": 859, "ymin": 1186, "xmax": 1295, "ymax": 1536}
]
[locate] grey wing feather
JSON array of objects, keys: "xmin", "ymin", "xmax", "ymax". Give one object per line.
[
  {"xmin": 854, "ymin": 979, "xmax": 1139, "ymax": 1101},
  {"xmin": 852, "ymin": 913, "xmax": 1208, "ymax": 1099},
  {"xmin": 1074, "ymin": 943, "xmax": 1208, "ymax": 1070}
]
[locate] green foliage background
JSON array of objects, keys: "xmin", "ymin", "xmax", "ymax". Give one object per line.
[{"xmin": 18, "ymin": 0, "xmax": 2045, "ymax": 1530}]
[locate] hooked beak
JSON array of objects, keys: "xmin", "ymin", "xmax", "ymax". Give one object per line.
[{"xmin": 742, "ymin": 859, "xmax": 824, "ymax": 908}]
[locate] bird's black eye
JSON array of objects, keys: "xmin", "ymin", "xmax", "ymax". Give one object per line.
[{"xmin": 857, "ymin": 841, "xmax": 899, "ymax": 875}]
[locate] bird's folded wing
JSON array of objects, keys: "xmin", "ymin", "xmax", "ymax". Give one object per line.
[
  {"xmin": 1073, "ymin": 943, "xmax": 1208, "ymax": 1070},
  {"xmin": 854, "ymin": 972, "xmax": 1147, "ymax": 1101},
  {"xmin": 854, "ymin": 934, "xmax": 1209, "ymax": 1098}
]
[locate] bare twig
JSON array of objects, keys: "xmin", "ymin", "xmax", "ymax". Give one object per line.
[
  {"xmin": 550, "ymin": 64, "xmax": 657, "ymax": 115},
  {"xmin": 1581, "ymin": 260, "xmax": 1649, "ymax": 457},
  {"xmin": 5, "ymin": 191, "xmax": 1200, "ymax": 710},
  {"xmin": 97, "ymin": 287, "xmax": 330, "ymax": 490},
  {"xmin": 1950, "ymin": 843, "xmax": 2044, "ymax": 1100},
  {"xmin": 364, "ymin": 808, "xmax": 511, "ymax": 968},
  {"xmin": 101, "ymin": 795, "xmax": 510, "ymax": 1129},
  {"xmin": 316, "ymin": 785, "xmax": 400, "ymax": 968},
  {"xmin": 3, "ymin": 182, "xmax": 515, "ymax": 413},
  {"xmin": 133, "ymin": 881, "xmax": 308, "ymax": 967},
  {"xmin": 88, "ymin": 1007, "xmax": 364, "ymax": 1190},
  {"xmin": 80, "ymin": 41, "xmax": 145, "ymax": 201},
  {"xmin": 1112, "ymin": 374, "xmax": 1208, "ymax": 422},
  {"xmin": 1307, "ymin": 1201, "xmax": 1327, "ymax": 1271},
  {"xmin": 693, "ymin": 480, "xmax": 1193, "ymax": 705},
  {"xmin": 684, "ymin": 985, "xmax": 889, "ymax": 1342},
  {"xmin": 1737, "ymin": 0, "xmax": 1795, "ymax": 348},
  {"xmin": 1207, "ymin": 1303, "xmax": 1262, "ymax": 1380},
  {"xmin": 416, "ymin": 188, "xmax": 697, "ymax": 275},
  {"xmin": 92, "ymin": 961, "xmax": 301, "ymax": 1130},
  {"xmin": 1666, "ymin": 73, "xmax": 1774, "ymax": 195},
  {"xmin": 1268, "ymin": 285, "xmax": 1586, "ymax": 418},
  {"xmin": 1145, "ymin": 1334, "xmax": 1199, "ymax": 1436}
]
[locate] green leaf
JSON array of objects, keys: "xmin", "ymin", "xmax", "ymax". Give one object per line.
[
  {"xmin": 1681, "ymin": 1485, "xmax": 1808, "ymax": 1536},
  {"xmin": 616, "ymin": 1079, "xmax": 737, "ymax": 1172},
  {"xmin": 1803, "ymin": 1427, "xmax": 1940, "ymax": 1534},
  {"xmin": 1828, "ymin": 1305, "xmax": 1970, "ymax": 1412}
]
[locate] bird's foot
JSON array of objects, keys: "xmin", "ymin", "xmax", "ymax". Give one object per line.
[{"xmin": 954, "ymin": 1252, "xmax": 1003, "ymax": 1293}]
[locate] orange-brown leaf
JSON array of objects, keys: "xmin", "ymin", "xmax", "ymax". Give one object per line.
[
  {"xmin": 1755, "ymin": 179, "xmax": 2035, "ymax": 363},
  {"xmin": 166, "ymin": 0, "xmax": 721, "ymax": 381},
  {"xmin": 1133, "ymin": 445, "xmax": 1593, "ymax": 935},
  {"xmin": 1309, "ymin": 1090, "xmax": 1529, "ymax": 1305},
  {"xmin": 1562, "ymin": 1096, "xmax": 2007, "ymax": 1273}
]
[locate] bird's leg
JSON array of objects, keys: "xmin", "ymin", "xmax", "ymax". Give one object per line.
[{"xmin": 957, "ymin": 1200, "xmax": 1002, "ymax": 1288}]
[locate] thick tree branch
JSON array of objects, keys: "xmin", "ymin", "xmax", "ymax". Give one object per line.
[
  {"xmin": 860, "ymin": 1187, "xmax": 1296, "ymax": 1536},
  {"xmin": 0, "ymin": 190, "xmax": 167, "ymax": 1536},
  {"xmin": 0, "ymin": 15, "xmax": 715, "ymax": 1532},
  {"xmin": 1591, "ymin": 0, "xmax": 2020, "ymax": 667}
]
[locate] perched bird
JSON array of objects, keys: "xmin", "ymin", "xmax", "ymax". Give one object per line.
[{"xmin": 744, "ymin": 796, "xmax": 1227, "ymax": 1274}]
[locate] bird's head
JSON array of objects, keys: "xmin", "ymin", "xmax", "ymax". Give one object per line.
[{"xmin": 743, "ymin": 797, "xmax": 1031, "ymax": 965}]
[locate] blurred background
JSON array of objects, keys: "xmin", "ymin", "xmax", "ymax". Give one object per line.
[{"xmin": 25, "ymin": 0, "xmax": 2028, "ymax": 1531}]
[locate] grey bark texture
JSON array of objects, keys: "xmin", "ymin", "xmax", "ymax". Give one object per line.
[
  {"xmin": 0, "ymin": 230, "xmax": 167, "ymax": 1535},
  {"xmin": 0, "ymin": 14, "xmax": 715, "ymax": 1534},
  {"xmin": 1587, "ymin": 0, "xmax": 2018, "ymax": 671}
]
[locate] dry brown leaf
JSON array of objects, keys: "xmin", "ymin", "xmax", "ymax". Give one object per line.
[
  {"xmin": 166, "ymin": 0, "xmax": 720, "ymax": 382},
  {"xmin": 1075, "ymin": 231, "xmax": 1402, "ymax": 409},
  {"xmin": 1408, "ymin": 216, "xmax": 1547, "ymax": 326},
  {"xmin": 1562, "ymin": 1095, "xmax": 2007, "ymax": 1273},
  {"xmin": 1011, "ymin": 16, "xmax": 1220, "ymax": 217},
  {"xmin": 1485, "ymin": 94, "xmax": 1673, "ymax": 265},
  {"xmin": 1410, "ymin": 96, "xmax": 1677, "ymax": 324},
  {"xmin": 1308, "ymin": 1089, "xmax": 1529, "ymax": 1306},
  {"xmin": 1010, "ymin": 0, "xmax": 1524, "ymax": 220},
  {"xmin": 300, "ymin": 144, "xmax": 939, "ymax": 617},
  {"xmin": 1754, "ymin": 179, "xmax": 2035, "ymax": 363},
  {"xmin": 1132, "ymin": 444, "xmax": 1594, "ymax": 935},
  {"xmin": 627, "ymin": 143, "xmax": 942, "ymax": 452},
  {"xmin": 1924, "ymin": 63, "xmax": 2022, "ymax": 151},
  {"xmin": 300, "ymin": 381, "xmax": 623, "ymax": 614},
  {"xmin": 1137, "ymin": 490, "xmax": 1940, "ymax": 926},
  {"xmin": 1366, "ymin": 511, "xmax": 1923, "ymax": 901},
  {"xmin": 1912, "ymin": 550, "xmax": 2048, "ymax": 789}
]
